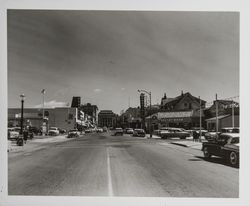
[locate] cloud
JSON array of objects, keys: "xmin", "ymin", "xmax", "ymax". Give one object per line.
[
  {"xmin": 34, "ymin": 100, "xmax": 69, "ymax": 108},
  {"xmin": 121, "ymin": 88, "xmax": 126, "ymax": 91},
  {"xmin": 94, "ymin": 88, "xmax": 102, "ymax": 93}
]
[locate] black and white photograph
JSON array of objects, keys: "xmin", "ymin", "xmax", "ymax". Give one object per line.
[{"xmin": 0, "ymin": 1, "xmax": 250, "ymax": 206}]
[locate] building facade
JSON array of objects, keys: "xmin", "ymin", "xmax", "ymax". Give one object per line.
[
  {"xmin": 8, "ymin": 107, "xmax": 78, "ymax": 131},
  {"xmin": 204, "ymin": 100, "xmax": 239, "ymax": 119},
  {"xmin": 205, "ymin": 114, "xmax": 239, "ymax": 131},
  {"xmin": 71, "ymin": 96, "xmax": 81, "ymax": 108},
  {"xmin": 98, "ymin": 110, "xmax": 117, "ymax": 128},
  {"xmin": 146, "ymin": 92, "xmax": 206, "ymax": 129},
  {"xmin": 79, "ymin": 103, "xmax": 98, "ymax": 125}
]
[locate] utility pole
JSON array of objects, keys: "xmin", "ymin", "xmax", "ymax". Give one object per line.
[
  {"xmin": 149, "ymin": 92, "xmax": 152, "ymax": 138},
  {"xmin": 20, "ymin": 94, "xmax": 25, "ymax": 135},
  {"xmin": 199, "ymin": 96, "xmax": 202, "ymax": 142},
  {"xmin": 41, "ymin": 89, "xmax": 46, "ymax": 136},
  {"xmin": 215, "ymin": 93, "xmax": 218, "ymax": 133},
  {"xmin": 232, "ymin": 100, "xmax": 235, "ymax": 128}
]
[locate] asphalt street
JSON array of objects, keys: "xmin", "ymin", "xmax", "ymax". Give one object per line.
[{"xmin": 8, "ymin": 132, "xmax": 239, "ymax": 197}]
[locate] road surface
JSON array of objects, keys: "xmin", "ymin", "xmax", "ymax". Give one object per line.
[{"xmin": 8, "ymin": 132, "xmax": 239, "ymax": 197}]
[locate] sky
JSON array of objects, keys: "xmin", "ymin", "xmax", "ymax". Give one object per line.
[{"xmin": 7, "ymin": 10, "xmax": 239, "ymax": 114}]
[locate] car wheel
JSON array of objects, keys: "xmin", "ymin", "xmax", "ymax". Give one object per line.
[
  {"xmin": 229, "ymin": 151, "xmax": 238, "ymax": 167},
  {"xmin": 203, "ymin": 147, "xmax": 211, "ymax": 159}
]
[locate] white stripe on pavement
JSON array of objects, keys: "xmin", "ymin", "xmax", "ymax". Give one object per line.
[{"xmin": 106, "ymin": 147, "xmax": 114, "ymax": 196}]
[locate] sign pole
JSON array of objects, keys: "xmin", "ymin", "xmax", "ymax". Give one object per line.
[
  {"xmin": 215, "ymin": 93, "xmax": 218, "ymax": 133},
  {"xmin": 199, "ymin": 96, "xmax": 202, "ymax": 142},
  {"xmin": 232, "ymin": 100, "xmax": 235, "ymax": 128}
]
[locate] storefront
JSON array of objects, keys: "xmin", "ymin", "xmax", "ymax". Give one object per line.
[
  {"xmin": 8, "ymin": 107, "xmax": 78, "ymax": 131},
  {"xmin": 146, "ymin": 110, "xmax": 204, "ymax": 130}
]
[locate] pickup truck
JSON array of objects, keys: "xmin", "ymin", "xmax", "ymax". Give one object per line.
[{"xmin": 202, "ymin": 133, "xmax": 239, "ymax": 167}]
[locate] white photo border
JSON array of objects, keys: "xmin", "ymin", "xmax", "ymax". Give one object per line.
[{"xmin": 1, "ymin": 0, "xmax": 249, "ymax": 206}]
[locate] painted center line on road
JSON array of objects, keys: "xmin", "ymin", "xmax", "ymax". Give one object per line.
[{"xmin": 106, "ymin": 147, "xmax": 114, "ymax": 196}]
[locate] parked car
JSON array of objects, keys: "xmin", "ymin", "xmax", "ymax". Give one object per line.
[
  {"xmin": 160, "ymin": 127, "xmax": 190, "ymax": 139},
  {"xmin": 133, "ymin": 129, "xmax": 146, "ymax": 137},
  {"xmin": 204, "ymin": 131, "xmax": 220, "ymax": 141},
  {"xmin": 67, "ymin": 129, "xmax": 80, "ymax": 138},
  {"xmin": 8, "ymin": 128, "xmax": 19, "ymax": 140},
  {"xmin": 124, "ymin": 128, "xmax": 134, "ymax": 134},
  {"xmin": 48, "ymin": 127, "xmax": 60, "ymax": 136},
  {"xmin": 58, "ymin": 128, "xmax": 67, "ymax": 134},
  {"xmin": 153, "ymin": 129, "xmax": 163, "ymax": 136},
  {"xmin": 102, "ymin": 127, "xmax": 108, "ymax": 132},
  {"xmin": 111, "ymin": 128, "xmax": 124, "ymax": 136},
  {"xmin": 85, "ymin": 129, "xmax": 92, "ymax": 133},
  {"xmin": 190, "ymin": 127, "xmax": 208, "ymax": 136},
  {"xmin": 96, "ymin": 128, "xmax": 104, "ymax": 133},
  {"xmin": 202, "ymin": 133, "xmax": 239, "ymax": 167},
  {"xmin": 221, "ymin": 127, "xmax": 239, "ymax": 133}
]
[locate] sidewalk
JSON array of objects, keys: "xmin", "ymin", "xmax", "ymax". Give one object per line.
[
  {"xmin": 8, "ymin": 134, "xmax": 71, "ymax": 153},
  {"xmin": 170, "ymin": 140, "xmax": 203, "ymax": 150}
]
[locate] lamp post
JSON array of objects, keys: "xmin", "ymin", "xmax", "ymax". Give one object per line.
[
  {"xmin": 20, "ymin": 94, "xmax": 25, "ymax": 135},
  {"xmin": 41, "ymin": 89, "xmax": 46, "ymax": 136},
  {"xmin": 138, "ymin": 89, "xmax": 152, "ymax": 138}
]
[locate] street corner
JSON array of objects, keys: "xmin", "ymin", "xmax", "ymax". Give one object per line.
[{"xmin": 171, "ymin": 140, "xmax": 202, "ymax": 150}]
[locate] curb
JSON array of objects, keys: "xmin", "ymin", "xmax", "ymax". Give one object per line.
[{"xmin": 170, "ymin": 142, "xmax": 188, "ymax": 147}]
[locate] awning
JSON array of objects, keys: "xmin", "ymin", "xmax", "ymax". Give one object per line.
[{"xmin": 146, "ymin": 111, "xmax": 193, "ymax": 119}]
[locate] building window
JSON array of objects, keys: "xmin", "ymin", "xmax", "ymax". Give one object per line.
[{"xmin": 189, "ymin": 103, "xmax": 192, "ymax": 109}]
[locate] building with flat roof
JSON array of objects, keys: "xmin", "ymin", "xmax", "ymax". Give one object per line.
[
  {"xmin": 8, "ymin": 107, "xmax": 78, "ymax": 131},
  {"xmin": 79, "ymin": 103, "xmax": 98, "ymax": 125},
  {"xmin": 98, "ymin": 110, "xmax": 117, "ymax": 128}
]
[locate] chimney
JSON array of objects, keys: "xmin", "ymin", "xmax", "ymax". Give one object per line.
[
  {"xmin": 164, "ymin": 93, "xmax": 167, "ymax": 99},
  {"xmin": 181, "ymin": 90, "xmax": 184, "ymax": 96}
]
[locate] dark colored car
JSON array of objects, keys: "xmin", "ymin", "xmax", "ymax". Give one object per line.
[
  {"xmin": 204, "ymin": 131, "xmax": 220, "ymax": 141},
  {"xmin": 112, "ymin": 128, "xmax": 123, "ymax": 136},
  {"xmin": 202, "ymin": 133, "xmax": 239, "ymax": 167},
  {"xmin": 67, "ymin": 129, "xmax": 79, "ymax": 138},
  {"xmin": 133, "ymin": 129, "xmax": 146, "ymax": 137},
  {"xmin": 221, "ymin": 127, "xmax": 239, "ymax": 133},
  {"xmin": 59, "ymin": 128, "xmax": 67, "ymax": 134}
]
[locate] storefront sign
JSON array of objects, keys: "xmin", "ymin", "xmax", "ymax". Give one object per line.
[{"xmin": 159, "ymin": 117, "xmax": 191, "ymax": 123}]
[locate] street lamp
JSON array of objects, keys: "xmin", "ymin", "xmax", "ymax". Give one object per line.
[
  {"xmin": 20, "ymin": 94, "xmax": 25, "ymax": 135},
  {"xmin": 138, "ymin": 89, "xmax": 152, "ymax": 138},
  {"xmin": 41, "ymin": 89, "xmax": 46, "ymax": 136}
]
